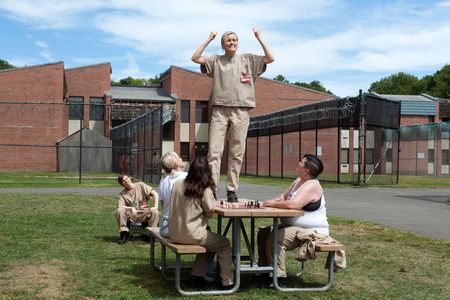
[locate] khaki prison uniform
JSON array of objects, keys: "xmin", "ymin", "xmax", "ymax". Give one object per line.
[
  {"xmin": 168, "ymin": 180, "xmax": 234, "ymax": 286},
  {"xmin": 257, "ymin": 226, "xmax": 346, "ymax": 278},
  {"xmin": 115, "ymin": 182, "xmax": 160, "ymax": 232},
  {"xmin": 201, "ymin": 54, "xmax": 266, "ymax": 192}
]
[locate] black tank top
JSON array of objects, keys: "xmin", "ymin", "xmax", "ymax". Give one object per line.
[{"xmin": 301, "ymin": 198, "xmax": 321, "ymax": 212}]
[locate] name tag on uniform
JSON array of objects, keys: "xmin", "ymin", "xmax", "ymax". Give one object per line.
[{"xmin": 240, "ymin": 73, "xmax": 251, "ymax": 83}]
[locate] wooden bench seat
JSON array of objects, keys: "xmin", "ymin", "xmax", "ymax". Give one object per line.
[
  {"xmin": 146, "ymin": 227, "xmax": 231, "ymax": 296},
  {"xmin": 315, "ymin": 241, "xmax": 346, "ymax": 252},
  {"xmin": 283, "ymin": 239, "xmax": 345, "ymax": 292},
  {"xmin": 146, "ymin": 227, "xmax": 206, "ymax": 254}
]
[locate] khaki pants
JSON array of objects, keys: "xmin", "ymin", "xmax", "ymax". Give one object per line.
[
  {"xmin": 115, "ymin": 207, "xmax": 160, "ymax": 232},
  {"xmin": 208, "ymin": 106, "xmax": 250, "ymax": 192},
  {"xmin": 257, "ymin": 225, "xmax": 301, "ymax": 278},
  {"xmin": 191, "ymin": 231, "xmax": 234, "ymax": 286}
]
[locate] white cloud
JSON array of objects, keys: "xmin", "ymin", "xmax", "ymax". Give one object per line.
[
  {"xmin": 34, "ymin": 40, "xmax": 55, "ymax": 62},
  {"xmin": 0, "ymin": 0, "xmax": 106, "ymax": 28},
  {"xmin": 110, "ymin": 53, "xmax": 155, "ymax": 81},
  {"xmin": 2, "ymin": 0, "xmax": 450, "ymax": 97},
  {"xmin": 437, "ymin": 1, "xmax": 450, "ymax": 8}
]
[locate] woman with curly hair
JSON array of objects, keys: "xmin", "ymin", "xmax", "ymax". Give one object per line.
[{"xmin": 169, "ymin": 156, "xmax": 234, "ymax": 289}]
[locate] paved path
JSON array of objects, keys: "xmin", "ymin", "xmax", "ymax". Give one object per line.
[{"xmin": 1, "ymin": 184, "xmax": 449, "ymax": 241}]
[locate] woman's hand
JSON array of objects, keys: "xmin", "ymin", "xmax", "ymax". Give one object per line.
[
  {"xmin": 253, "ymin": 28, "xmax": 260, "ymax": 38},
  {"xmin": 209, "ymin": 31, "xmax": 218, "ymax": 41}
]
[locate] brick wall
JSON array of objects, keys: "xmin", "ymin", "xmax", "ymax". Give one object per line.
[
  {"xmin": 0, "ymin": 62, "xmax": 111, "ymax": 171},
  {"xmin": 165, "ymin": 66, "xmax": 336, "ymax": 173},
  {"xmin": 0, "ymin": 63, "xmax": 67, "ymax": 171},
  {"xmin": 65, "ymin": 63, "xmax": 111, "ymax": 130},
  {"xmin": 0, "ymin": 62, "xmax": 64, "ymax": 101}
]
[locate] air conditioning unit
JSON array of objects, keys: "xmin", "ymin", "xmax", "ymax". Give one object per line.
[
  {"xmin": 386, "ymin": 162, "xmax": 392, "ymax": 174},
  {"xmin": 428, "ymin": 162, "xmax": 434, "ymax": 175},
  {"xmin": 340, "ymin": 164, "xmax": 349, "ymax": 173}
]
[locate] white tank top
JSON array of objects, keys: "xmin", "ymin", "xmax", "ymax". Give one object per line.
[{"xmin": 281, "ymin": 178, "xmax": 329, "ymax": 235}]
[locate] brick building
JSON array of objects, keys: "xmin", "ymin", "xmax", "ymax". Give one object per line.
[
  {"xmin": 0, "ymin": 62, "xmax": 111, "ymax": 171},
  {"xmin": 2, "ymin": 61, "xmax": 447, "ymax": 178},
  {"xmin": 0, "ymin": 62, "xmax": 334, "ymax": 173}
]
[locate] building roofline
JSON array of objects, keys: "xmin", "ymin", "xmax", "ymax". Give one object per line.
[
  {"xmin": 261, "ymin": 77, "xmax": 336, "ymax": 97},
  {"xmin": 65, "ymin": 62, "xmax": 111, "ymax": 72},
  {"xmin": 0, "ymin": 61, "xmax": 64, "ymax": 73},
  {"xmin": 160, "ymin": 65, "xmax": 336, "ymax": 97}
]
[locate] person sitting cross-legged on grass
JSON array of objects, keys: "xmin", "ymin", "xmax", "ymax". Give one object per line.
[
  {"xmin": 115, "ymin": 175, "xmax": 160, "ymax": 244},
  {"xmin": 169, "ymin": 156, "xmax": 234, "ymax": 289}
]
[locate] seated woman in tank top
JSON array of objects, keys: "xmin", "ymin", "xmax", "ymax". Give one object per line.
[{"xmin": 257, "ymin": 154, "xmax": 329, "ymax": 282}]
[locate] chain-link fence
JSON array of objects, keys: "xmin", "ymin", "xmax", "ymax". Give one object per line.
[
  {"xmin": 243, "ymin": 95, "xmax": 405, "ymax": 186},
  {"xmin": 396, "ymin": 122, "xmax": 450, "ymax": 176},
  {"xmin": 0, "ymin": 101, "xmax": 168, "ymax": 185}
]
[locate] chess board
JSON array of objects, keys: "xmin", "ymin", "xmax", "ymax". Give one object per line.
[{"xmin": 216, "ymin": 199, "xmax": 264, "ymax": 209}]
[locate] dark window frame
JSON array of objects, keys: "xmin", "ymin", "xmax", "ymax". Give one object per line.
[{"xmin": 195, "ymin": 101, "xmax": 208, "ymax": 123}]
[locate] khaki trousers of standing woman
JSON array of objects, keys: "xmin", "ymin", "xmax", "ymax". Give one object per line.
[{"xmin": 207, "ymin": 106, "xmax": 250, "ymax": 192}]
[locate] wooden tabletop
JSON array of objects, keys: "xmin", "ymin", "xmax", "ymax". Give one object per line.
[{"xmin": 214, "ymin": 198, "xmax": 304, "ymax": 218}]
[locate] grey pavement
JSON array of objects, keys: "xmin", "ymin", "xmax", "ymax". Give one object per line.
[{"xmin": 1, "ymin": 183, "xmax": 449, "ymax": 241}]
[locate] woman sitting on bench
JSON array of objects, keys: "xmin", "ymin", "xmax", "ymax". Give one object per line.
[
  {"xmin": 169, "ymin": 156, "xmax": 234, "ymax": 289},
  {"xmin": 257, "ymin": 154, "xmax": 329, "ymax": 284}
]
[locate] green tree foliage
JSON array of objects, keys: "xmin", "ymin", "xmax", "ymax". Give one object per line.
[
  {"xmin": 369, "ymin": 72, "xmax": 421, "ymax": 94},
  {"xmin": 111, "ymin": 75, "xmax": 160, "ymax": 86},
  {"xmin": 273, "ymin": 74, "xmax": 289, "ymax": 83},
  {"xmin": 369, "ymin": 65, "xmax": 450, "ymax": 98},
  {"xmin": 428, "ymin": 65, "xmax": 450, "ymax": 98},
  {"xmin": 273, "ymin": 75, "xmax": 333, "ymax": 95},
  {"xmin": 0, "ymin": 59, "xmax": 15, "ymax": 70}
]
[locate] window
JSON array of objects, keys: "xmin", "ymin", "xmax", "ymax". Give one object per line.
[
  {"xmin": 442, "ymin": 150, "xmax": 449, "ymax": 165},
  {"xmin": 180, "ymin": 142, "xmax": 190, "ymax": 162},
  {"xmin": 195, "ymin": 142, "xmax": 208, "ymax": 157},
  {"xmin": 428, "ymin": 149, "xmax": 435, "ymax": 163},
  {"xmin": 196, "ymin": 101, "xmax": 208, "ymax": 123},
  {"xmin": 365, "ymin": 149, "xmax": 374, "ymax": 164},
  {"xmin": 163, "ymin": 121, "xmax": 174, "ymax": 141},
  {"xmin": 386, "ymin": 148, "xmax": 393, "ymax": 162},
  {"xmin": 340, "ymin": 149, "xmax": 349, "ymax": 164},
  {"xmin": 353, "ymin": 149, "xmax": 359, "ymax": 164},
  {"xmin": 181, "ymin": 100, "xmax": 190, "ymax": 123},
  {"xmin": 68, "ymin": 97, "xmax": 83, "ymax": 120},
  {"xmin": 89, "ymin": 97, "xmax": 104, "ymax": 121}
]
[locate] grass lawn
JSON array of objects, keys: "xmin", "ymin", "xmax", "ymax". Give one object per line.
[
  {"xmin": 2, "ymin": 171, "xmax": 450, "ymax": 189},
  {"xmin": 0, "ymin": 193, "xmax": 449, "ymax": 300}
]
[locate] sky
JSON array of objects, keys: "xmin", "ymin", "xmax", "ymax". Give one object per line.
[{"xmin": 1, "ymin": 0, "xmax": 450, "ymax": 97}]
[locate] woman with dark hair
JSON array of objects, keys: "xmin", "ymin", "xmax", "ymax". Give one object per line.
[
  {"xmin": 169, "ymin": 157, "xmax": 234, "ymax": 289},
  {"xmin": 257, "ymin": 154, "xmax": 329, "ymax": 284}
]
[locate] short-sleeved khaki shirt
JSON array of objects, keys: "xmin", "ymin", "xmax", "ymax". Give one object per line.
[
  {"xmin": 117, "ymin": 182, "xmax": 153, "ymax": 209},
  {"xmin": 201, "ymin": 53, "xmax": 266, "ymax": 108},
  {"xmin": 168, "ymin": 180, "xmax": 216, "ymax": 244}
]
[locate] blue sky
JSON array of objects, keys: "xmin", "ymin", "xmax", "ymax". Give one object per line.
[{"xmin": 1, "ymin": 0, "xmax": 450, "ymax": 97}]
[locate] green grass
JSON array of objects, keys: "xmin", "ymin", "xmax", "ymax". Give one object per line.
[
  {"xmin": 0, "ymin": 172, "xmax": 119, "ymax": 188},
  {"xmin": 238, "ymin": 174, "xmax": 450, "ymax": 188},
  {"xmin": 1, "ymin": 171, "xmax": 449, "ymax": 188},
  {"xmin": 1, "ymin": 193, "xmax": 449, "ymax": 300}
]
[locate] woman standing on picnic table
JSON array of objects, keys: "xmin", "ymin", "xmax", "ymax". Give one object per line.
[
  {"xmin": 191, "ymin": 28, "xmax": 274, "ymax": 202},
  {"xmin": 169, "ymin": 156, "xmax": 234, "ymax": 289}
]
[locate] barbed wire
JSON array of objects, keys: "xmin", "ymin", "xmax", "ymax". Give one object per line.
[{"xmin": 248, "ymin": 97, "xmax": 359, "ymax": 131}]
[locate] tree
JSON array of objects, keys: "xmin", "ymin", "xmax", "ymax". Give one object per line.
[
  {"xmin": 369, "ymin": 72, "xmax": 421, "ymax": 94},
  {"xmin": 369, "ymin": 66, "xmax": 450, "ymax": 98},
  {"xmin": 273, "ymin": 75, "xmax": 333, "ymax": 95},
  {"xmin": 273, "ymin": 74, "xmax": 289, "ymax": 83},
  {"xmin": 293, "ymin": 80, "xmax": 331, "ymax": 94},
  {"xmin": 0, "ymin": 59, "xmax": 14, "ymax": 70},
  {"xmin": 111, "ymin": 76, "xmax": 160, "ymax": 86},
  {"xmin": 427, "ymin": 64, "xmax": 450, "ymax": 98}
]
